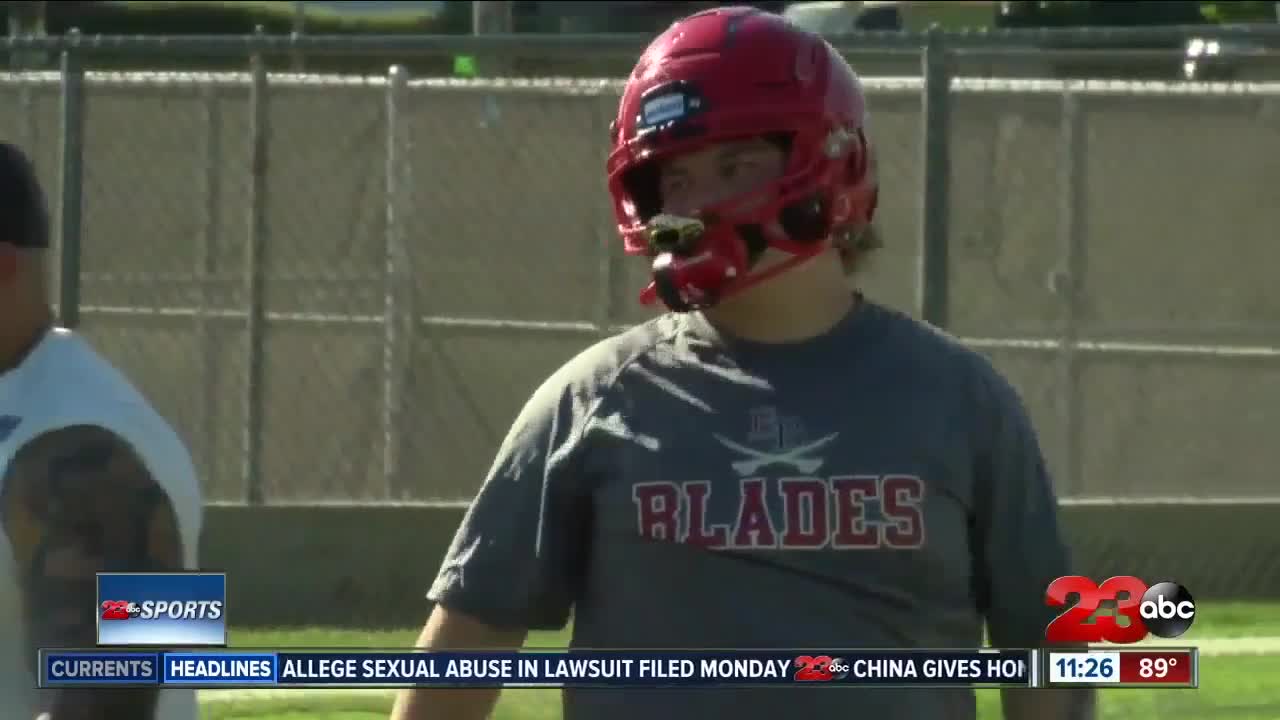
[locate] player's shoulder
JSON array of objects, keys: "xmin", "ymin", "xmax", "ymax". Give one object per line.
[
  {"xmin": 516, "ymin": 315, "xmax": 679, "ymax": 425},
  {"xmin": 870, "ymin": 301, "xmax": 1019, "ymax": 403},
  {"xmin": 13, "ymin": 329, "xmax": 197, "ymax": 479},
  {"xmin": 22, "ymin": 329, "xmax": 146, "ymax": 411},
  {"xmin": 542, "ymin": 315, "xmax": 680, "ymax": 395}
]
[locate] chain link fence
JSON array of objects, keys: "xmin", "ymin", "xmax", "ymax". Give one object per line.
[{"xmin": 2, "ymin": 28, "xmax": 1278, "ymax": 507}]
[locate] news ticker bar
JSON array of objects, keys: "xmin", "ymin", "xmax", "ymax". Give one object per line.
[{"xmin": 38, "ymin": 648, "xmax": 1198, "ymax": 690}]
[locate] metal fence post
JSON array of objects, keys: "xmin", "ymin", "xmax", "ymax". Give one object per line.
[
  {"xmin": 1054, "ymin": 88, "xmax": 1087, "ymax": 497},
  {"xmin": 382, "ymin": 64, "xmax": 412, "ymax": 501},
  {"xmin": 17, "ymin": 70, "xmax": 35, "ymax": 150},
  {"xmin": 917, "ymin": 25, "xmax": 952, "ymax": 329},
  {"xmin": 243, "ymin": 27, "xmax": 269, "ymax": 505},
  {"xmin": 596, "ymin": 104, "xmax": 615, "ymax": 336},
  {"xmin": 198, "ymin": 83, "xmax": 223, "ymax": 491},
  {"xmin": 473, "ymin": 1, "xmax": 515, "ymax": 76},
  {"xmin": 291, "ymin": 1, "xmax": 305, "ymax": 72},
  {"xmin": 56, "ymin": 29, "xmax": 84, "ymax": 329}
]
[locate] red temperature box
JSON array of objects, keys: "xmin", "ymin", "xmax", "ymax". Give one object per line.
[{"xmin": 1118, "ymin": 650, "xmax": 1196, "ymax": 687}]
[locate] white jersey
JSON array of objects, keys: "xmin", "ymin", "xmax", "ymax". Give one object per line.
[{"xmin": 0, "ymin": 327, "xmax": 202, "ymax": 720}]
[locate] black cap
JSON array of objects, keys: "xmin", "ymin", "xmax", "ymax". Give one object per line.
[{"xmin": 0, "ymin": 142, "xmax": 50, "ymax": 248}]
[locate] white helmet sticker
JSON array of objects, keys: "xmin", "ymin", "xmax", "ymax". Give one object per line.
[{"xmin": 641, "ymin": 93, "xmax": 688, "ymax": 127}]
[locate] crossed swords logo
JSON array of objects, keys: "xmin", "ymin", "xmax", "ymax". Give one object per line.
[{"xmin": 712, "ymin": 432, "xmax": 841, "ymax": 476}]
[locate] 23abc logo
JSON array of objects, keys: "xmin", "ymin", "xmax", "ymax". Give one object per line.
[
  {"xmin": 100, "ymin": 600, "xmax": 142, "ymax": 620},
  {"xmin": 793, "ymin": 655, "xmax": 852, "ymax": 682},
  {"xmin": 1046, "ymin": 576, "xmax": 1196, "ymax": 644}
]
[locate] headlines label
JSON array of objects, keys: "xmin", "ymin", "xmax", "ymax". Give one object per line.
[{"xmin": 41, "ymin": 649, "xmax": 1034, "ymax": 689}]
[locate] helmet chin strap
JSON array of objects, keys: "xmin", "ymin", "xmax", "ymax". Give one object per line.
[
  {"xmin": 643, "ymin": 250, "xmax": 731, "ymax": 312},
  {"xmin": 641, "ymin": 240, "xmax": 829, "ymax": 313},
  {"xmin": 649, "ymin": 255, "xmax": 700, "ymax": 312}
]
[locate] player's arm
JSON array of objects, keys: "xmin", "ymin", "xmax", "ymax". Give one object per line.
[
  {"xmin": 970, "ymin": 374, "xmax": 1096, "ymax": 720},
  {"xmin": 391, "ymin": 367, "xmax": 594, "ymax": 720},
  {"xmin": 390, "ymin": 607, "xmax": 528, "ymax": 720},
  {"xmin": 0, "ymin": 425, "xmax": 184, "ymax": 720}
]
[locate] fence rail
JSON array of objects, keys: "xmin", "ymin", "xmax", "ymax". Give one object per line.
[
  {"xmin": 7, "ymin": 23, "xmax": 1280, "ymax": 54},
  {"xmin": 2, "ymin": 29, "xmax": 1277, "ymax": 505}
]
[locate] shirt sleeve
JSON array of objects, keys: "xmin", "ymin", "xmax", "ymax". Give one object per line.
[
  {"xmin": 972, "ymin": 368, "xmax": 1074, "ymax": 648},
  {"xmin": 427, "ymin": 366, "xmax": 597, "ymax": 631}
]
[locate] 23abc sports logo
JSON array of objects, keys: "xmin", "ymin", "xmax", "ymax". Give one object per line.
[
  {"xmin": 100, "ymin": 599, "xmax": 224, "ymax": 621},
  {"xmin": 1045, "ymin": 575, "xmax": 1196, "ymax": 644}
]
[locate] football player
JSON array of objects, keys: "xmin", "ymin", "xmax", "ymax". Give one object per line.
[
  {"xmin": 0, "ymin": 142, "xmax": 204, "ymax": 720},
  {"xmin": 393, "ymin": 7, "xmax": 1093, "ymax": 720}
]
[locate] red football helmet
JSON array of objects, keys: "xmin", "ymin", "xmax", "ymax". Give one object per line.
[{"xmin": 606, "ymin": 6, "xmax": 878, "ymax": 313}]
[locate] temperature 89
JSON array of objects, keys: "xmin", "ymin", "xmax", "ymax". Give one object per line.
[
  {"xmin": 1118, "ymin": 650, "xmax": 1194, "ymax": 685},
  {"xmin": 1139, "ymin": 656, "xmax": 1177, "ymax": 678}
]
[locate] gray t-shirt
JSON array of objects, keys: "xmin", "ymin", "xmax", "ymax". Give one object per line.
[{"xmin": 429, "ymin": 296, "xmax": 1072, "ymax": 720}]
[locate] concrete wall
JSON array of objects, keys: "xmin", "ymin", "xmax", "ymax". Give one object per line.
[{"xmin": 203, "ymin": 503, "xmax": 1280, "ymax": 628}]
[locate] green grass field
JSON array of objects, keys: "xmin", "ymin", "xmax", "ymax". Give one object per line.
[{"xmin": 200, "ymin": 602, "xmax": 1280, "ymax": 720}]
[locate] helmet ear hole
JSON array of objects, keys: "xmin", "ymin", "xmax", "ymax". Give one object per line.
[
  {"xmin": 779, "ymin": 194, "xmax": 830, "ymax": 244},
  {"xmin": 765, "ymin": 132, "xmax": 793, "ymax": 154},
  {"xmin": 621, "ymin": 164, "xmax": 663, "ymax": 223},
  {"xmin": 735, "ymin": 224, "xmax": 769, "ymax": 265},
  {"xmin": 771, "ymin": 133, "xmax": 832, "ymax": 245}
]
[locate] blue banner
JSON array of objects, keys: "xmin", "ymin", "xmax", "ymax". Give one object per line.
[
  {"xmin": 44, "ymin": 653, "xmax": 161, "ymax": 686},
  {"xmin": 42, "ymin": 649, "xmax": 1033, "ymax": 689},
  {"xmin": 96, "ymin": 572, "xmax": 227, "ymax": 647}
]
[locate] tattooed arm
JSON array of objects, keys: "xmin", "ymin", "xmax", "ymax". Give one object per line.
[{"xmin": 0, "ymin": 425, "xmax": 184, "ymax": 720}]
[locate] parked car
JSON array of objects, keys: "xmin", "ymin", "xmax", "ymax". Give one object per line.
[{"xmin": 783, "ymin": 1, "xmax": 904, "ymax": 33}]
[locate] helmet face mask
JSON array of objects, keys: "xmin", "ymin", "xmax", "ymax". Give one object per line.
[{"xmin": 606, "ymin": 7, "xmax": 878, "ymax": 313}]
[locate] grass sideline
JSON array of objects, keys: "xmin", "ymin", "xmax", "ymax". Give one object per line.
[{"xmin": 199, "ymin": 602, "xmax": 1280, "ymax": 720}]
